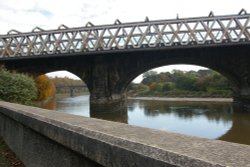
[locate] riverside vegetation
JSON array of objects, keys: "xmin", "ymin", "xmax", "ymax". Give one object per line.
[
  {"xmin": 0, "ymin": 67, "xmax": 233, "ymax": 105},
  {"xmin": 128, "ymin": 70, "xmax": 232, "ymax": 98},
  {"xmin": 0, "ymin": 66, "xmax": 86, "ymax": 105},
  {"xmin": 0, "ymin": 67, "xmax": 57, "ymax": 105},
  {"xmin": 0, "ymin": 67, "xmax": 37, "ymax": 105}
]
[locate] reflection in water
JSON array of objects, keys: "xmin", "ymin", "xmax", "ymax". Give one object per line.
[
  {"xmin": 90, "ymin": 110, "xmax": 128, "ymax": 123},
  {"xmin": 36, "ymin": 97, "xmax": 57, "ymax": 110},
  {"xmin": 57, "ymin": 96, "xmax": 90, "ymax": 117},
  {"xmin": 219, "ymin": 111, "xmax": 250, "ymax": 145},
  {"xmin": 127, "ymin": 100, "xmax": 233, "ymax": 140},
  {"xmin": 38, "ymin": 95, "xmax": 250, "ymax": 145}
]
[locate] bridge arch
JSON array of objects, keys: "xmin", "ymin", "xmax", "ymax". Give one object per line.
[
  {"xmin": 45, "ymin": 70, "xmax": 89, "ymax": 97},
  {"xmin": 122, "ymin": 63, "xmax": 238, "ymax": 95},
  {"xmin": 0, "ymin": 11, "xmax": 250, "ymax": 112},
  {"xmin": 1, "ymin": 45, "xmax": 250, "ymax": 112},
  {"xmin": 116, "ymin": 48, "xmax": 241, "ymax": 98}
]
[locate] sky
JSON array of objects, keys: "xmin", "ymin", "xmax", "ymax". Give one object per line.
[{"xmin": 1, "ymin": 0, "xmax": 249, "ymax": 82}]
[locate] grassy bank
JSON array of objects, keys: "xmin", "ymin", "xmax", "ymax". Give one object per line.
[{"xmin": 128, "ymin": 97, "xmax": 233, "ymax": 102}]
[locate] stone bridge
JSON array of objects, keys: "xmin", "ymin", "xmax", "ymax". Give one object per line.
[{"xmin": 0, "ymin": 10, "xmax": 250, "ymax": 111}]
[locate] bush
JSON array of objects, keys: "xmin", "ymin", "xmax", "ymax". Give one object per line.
[{"xmin": 0, "ymin": 67, "xmax": 37, "ymax": 105}]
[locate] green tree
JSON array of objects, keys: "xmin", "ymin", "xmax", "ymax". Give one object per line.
[
  {"xmin": 128, "ymin": 69, "xmax": 232, "ymax": 97},
  {"xmin": 0, "ymin": 67, "xmax": 37, "ymax": 105},
  {"xmin": 175, "ymin": 75, "xmax": 196, "ymax": 91},
  {"xmin": 142, "ymin": 71, "xmax": 157, "ymax": 78},
  {"xmin": 162, "ymin": 82, "xmax": 173, "ymax": 91}
]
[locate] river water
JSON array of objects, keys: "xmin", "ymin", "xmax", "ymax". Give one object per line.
[{"xmin": 40, "ymin": 95, "xmax": 250, "ymax": 145}]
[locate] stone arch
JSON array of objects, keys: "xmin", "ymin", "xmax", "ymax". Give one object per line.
[
  {"xmin": 1, "ymin": 44, "xmax": 250, "ymax": 111},
  {"xmin": 121, "ymin": 62, "xmax": 239, "ymax": 96},
  {"xmin": 44, "ymin": 70, "xmax": 90, "ymax": 96},
  {"xmin": 115, "ymin": 45, "xmax": 249, "ymax": 97}
]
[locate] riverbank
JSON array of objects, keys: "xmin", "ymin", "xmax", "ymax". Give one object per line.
[
  {"xmin": 128, "ymin": 97, "xmax": 233, "ymax": 102},
  {"xmin": 55, "ymin": 92, "xmax": 89, "ymax": 99}
]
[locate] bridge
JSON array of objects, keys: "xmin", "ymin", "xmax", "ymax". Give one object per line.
[
  {"xmin": 56, "ymin": 85, "xmax": 87, "ymax": 89},
  {"xmin": 0, "ymin": 10, "xmax": 250, "ymax": 111}
]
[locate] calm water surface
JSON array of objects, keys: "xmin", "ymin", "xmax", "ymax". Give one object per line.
[{"xmin": 41, "ymin": 95, "xmax": 250, "ymax": 145}]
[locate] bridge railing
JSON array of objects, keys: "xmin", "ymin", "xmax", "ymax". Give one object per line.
[{"xmin": 0, "ymin": 10, "xmax": 249, "ymax": 58}]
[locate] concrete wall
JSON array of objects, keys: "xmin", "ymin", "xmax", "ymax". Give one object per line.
[{"xmin": 0, "ymin": 101, "xmax": 250, "ymax": 167}]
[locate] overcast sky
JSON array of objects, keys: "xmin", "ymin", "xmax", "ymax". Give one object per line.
[{"xmin": 1, "ymin": 0, "xmax": 249, "ymax": 82}]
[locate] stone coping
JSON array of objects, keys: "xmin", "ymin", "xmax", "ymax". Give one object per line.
[{"xmin": 0, "ymin": 101, "xmax": 250, "ymax": 167}]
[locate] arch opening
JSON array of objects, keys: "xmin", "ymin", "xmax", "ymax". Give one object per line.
[
  {"xmin": 34, "ymin": 70, "xmax": 90, "ymax": 110},
  {"xmin": 45, "ymin": 70, "xmax": 90, "ymax": 97}
]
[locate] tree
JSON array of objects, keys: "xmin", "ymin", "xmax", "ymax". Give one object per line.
[
  {"xmin": 35, "ymin": 75, "xmax": 56, "ymax": 101},
  {"xmin": 128, "ymin": 69, "xmax": 232, "ymax": 97},
  {"xmin": 142, "ymin": 71, "xmax": 157, "ymax": 78},
  {"xmin": 141, "ymin": 71, "xmax": 159, "ymax": 85},
  {"xmin": 0, "ymin": 67, "xmax": 37, "ymax": 105},
  {"xmin": 175, "ymin": 75, "xmax": 196, "ymax": 91},
  {"xmin": 162, "ymin": 82, "xmax": 173, "ymax": 91}
]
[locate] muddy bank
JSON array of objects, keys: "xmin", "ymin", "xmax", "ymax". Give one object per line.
[{"xmin": 128, "ymin": 97, "xmax": 233, "ymax": 102}]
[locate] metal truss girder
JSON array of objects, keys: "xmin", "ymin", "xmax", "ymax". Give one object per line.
[{"xmin": 0, "ymin": 11, "xmax": 250, "ymax": 58}]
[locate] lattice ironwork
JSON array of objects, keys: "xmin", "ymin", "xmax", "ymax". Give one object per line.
[{"xmin": 0, "ymin": 10, "xmax": 250, "ymax": 58}]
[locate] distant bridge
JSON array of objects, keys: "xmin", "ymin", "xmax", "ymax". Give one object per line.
[
  {"xmin": 0, "ymin": 10, "xmax": 250, "ymax": 111},
  {"xmin": 56, "ymin": 85, "xmax": 87, "ymax": 89},
  {"xmin": 55, "ymin": 85, "xmax": 88, "ymax": 97}
]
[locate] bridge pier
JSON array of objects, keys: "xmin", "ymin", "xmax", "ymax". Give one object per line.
[
  {"xmin": 83, "ymin": 56, "xmax": 127, "ymax": 113},
  {"xmin": 231, "ymin": 76, "xmax": 250, "ymax": 111},
  {"xmin": 89, "ymin": 94, "xmax": 127, "ymax": 113},
  {"xmin": 234, "ymin": 94, "xmax": 250, "ymax": 112}
]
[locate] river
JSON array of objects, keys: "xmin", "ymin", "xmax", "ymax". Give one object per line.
[{"xmin": 39, "ymin": 95, "xmax": 250, "ymax": 145}]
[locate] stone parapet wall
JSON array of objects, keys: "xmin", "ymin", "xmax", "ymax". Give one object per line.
[{"xmin": 0, "ymin": 101, "xmax": 250, "ymax": 167}]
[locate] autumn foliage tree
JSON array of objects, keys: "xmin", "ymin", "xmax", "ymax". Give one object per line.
[{"xmin": 35, "ymin": 75, "xmax": 56, "ymax": 101}]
